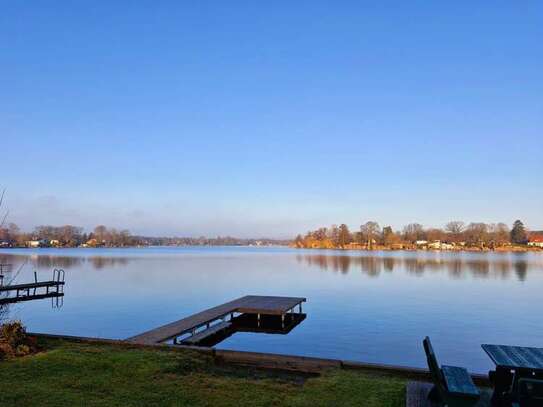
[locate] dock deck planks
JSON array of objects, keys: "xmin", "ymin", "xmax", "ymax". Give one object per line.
[
  {"xmin": 0, "ymin": 281, "xmax": 65, "ymax": 292},
  {"xmin": 127, "ymin": 295, "xmax": 306, "ymax": 345},
  {"xmin": 0, "ymin": 292, "xmax": 64, "ymax": 305}
]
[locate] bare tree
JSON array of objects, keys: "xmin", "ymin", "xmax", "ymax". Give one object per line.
[
  {"xmin": 360, "ymin": 221, "xmax": 380, "ymax": 249},
  {"xmin": 402, "ymin": 223, "xmax": 425, "ymax": 243},
  {"xmin": 464, "ymin": 223, "xmax": 489, "ymax": 247},
  {"xmin": 445, "ymin": 221, "xmax": 465, "ymax": 242},
  {"xmin": 426, "ymin": 228, "xmax": 445, "ymax": 242},
  {"xmin": 488, "ymin": 223, "xmax": 510, "ymax": 246},
  {"xmin": 338, "ymin": 224, "xmax": 352, "ymax": 248}
]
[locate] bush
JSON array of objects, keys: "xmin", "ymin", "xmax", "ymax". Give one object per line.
[{"xmin": 0, "ymin": 321, "xmax": 37, "ymax": 360}]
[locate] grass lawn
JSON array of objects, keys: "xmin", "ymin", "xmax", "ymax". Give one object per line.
[{"xmin": 0, "ymin": 338, "xmax": 406, "ymax": 406}]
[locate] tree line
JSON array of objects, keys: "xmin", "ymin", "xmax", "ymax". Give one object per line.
[
  {"xmin": 294, "ymin": 220, "xmax": 533, "ymax": 250},
  {"xmin": 0, "ymin": 224, "xmax": 139, "ymax": 247},
  {"xmin": 0, "ymin": 223, "xmax": 289, "ymax": 248},
  {"xmin": 140, "ymin": 236, "xmax": 289, "ymax": 247}
]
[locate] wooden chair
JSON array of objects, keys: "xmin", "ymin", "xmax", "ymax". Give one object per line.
[{"xmin": 423, "ymin": 337, "xmax": 480, "ymax": 407}]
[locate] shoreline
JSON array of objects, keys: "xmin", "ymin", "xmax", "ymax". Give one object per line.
[
  {"xmin": 28, "ymin": 332, "xmax": 490, "ymax": 385},
  {"xmin": 290, "ymin": 245, "xmax": 542, "ymax": 253},
  {"xmin": 0, "ymin": 244, "xmax": 540, "ymax": 253}
]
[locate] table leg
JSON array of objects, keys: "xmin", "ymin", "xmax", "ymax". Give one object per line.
[{"xmin": 489, "ymin": 368, "xmax": 514, "ymax": 406}]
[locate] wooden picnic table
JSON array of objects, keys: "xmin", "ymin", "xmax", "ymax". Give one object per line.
[{"xmin": 482, "ymin": 344, "xmax": 543, "ymax": 406}]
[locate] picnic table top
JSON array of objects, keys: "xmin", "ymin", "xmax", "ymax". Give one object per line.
[{"xmin": 482, "ymin": 344, "xmax": 543, "ymax": 371}]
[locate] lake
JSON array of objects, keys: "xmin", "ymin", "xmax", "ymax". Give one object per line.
[{"xmin": 1, "ymin": 247, "xmax": 542, "ymax": 373}]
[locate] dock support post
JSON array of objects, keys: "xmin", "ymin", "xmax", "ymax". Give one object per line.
[
  {"xmin": 173, "ymin": 337, "xmax": 178, "ymax": 345},
  {"xmin": 281, "ymin": 313, "xmax": 285, "ymax": 328},
  {"xmin": 299, "ymin": 303, "xmax": 302, "ymax": 313},
  {"xmin": 257, "ymin": 313, "xmax": 260, "ymax": 327}
]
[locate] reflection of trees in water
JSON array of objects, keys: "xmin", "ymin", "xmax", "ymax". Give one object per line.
[
  {"xmin": 35, "ymin": 256, "xmax": 81, "ymax": 269},
  {"xmin": 89, "ymin": 256, "xmax": 128, "ymax": 269},
  {"xmin": 296, "ymin": 254, "xmax": 536, "ymax": 281},
  {"xmin": 0, "ymin": 254, "xmax": 131, "ymax": 271},
  {"xmin": 514, "ymin": 261, "xmax": 527, "ymax": 281}
]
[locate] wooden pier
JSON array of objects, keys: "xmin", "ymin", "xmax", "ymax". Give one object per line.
[
  {"xmin": 0, "ymin": 269, "xmax": 65, "ymax": 305},
  {"xmin": 128, "ymin": 295, "xmax": 306, "ymax": 345}
]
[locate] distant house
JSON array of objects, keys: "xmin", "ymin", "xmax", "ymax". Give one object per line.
[
  {"xmin": 50, "ymin": 239, "xmax": 61, "ymax": 247},
  {"xmin": 528, "ymin": 234, "xmax": 543, "ymax": 248},
  {"xmin": 84, "ymin": 238, "xmax": 98, "ymax": 247},
  {"xmin": 26, "ymin": 239, "xmax": 49, "ymax": 248},
  {"xmin": 427, "ymin": 240, "xmax": 454, "ymax": 250},
  {"xmin": 0, "ymin": 240, "xmax": 11, "ymax": 248},
  {"xmin": 415, "ymin": 240, "xmax": 428, "ymax": 246}
]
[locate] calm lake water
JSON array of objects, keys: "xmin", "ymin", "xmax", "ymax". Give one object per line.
[{"xmin": 1, "ymin": 247, "xmax": 542, "ymax": 373}]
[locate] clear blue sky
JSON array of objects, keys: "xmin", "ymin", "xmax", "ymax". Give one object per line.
[{"xmin": 1, "ymin": 2, "xmax": 542, "ymax": 238}]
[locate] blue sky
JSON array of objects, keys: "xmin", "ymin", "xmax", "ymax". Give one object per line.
[{"xmin": 1, "ymin": 2, "xmax": 542, "ymax": 237}]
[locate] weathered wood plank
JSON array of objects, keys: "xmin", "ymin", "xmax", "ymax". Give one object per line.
[
  {"xmin": 482, "ymin": 344, "xmax": 543, "ymax": 370},
  {"xmin": 0, "ymin": 292, "xmax": 63, "ymax": 305},
  {"xmin": 441, "ymin": 365, "xmax": 479, "ymax": 396},
  {"xmin": 0, "ymin": 281, "xmax": 64, "ymax": 292}
]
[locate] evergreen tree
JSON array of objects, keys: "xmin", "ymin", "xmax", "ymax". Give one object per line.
[{"xmin": 510, "ymin": 220, "xmax": 527, "ymax": 244}]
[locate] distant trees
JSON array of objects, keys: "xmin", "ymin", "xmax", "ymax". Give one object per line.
[
  {"xmin": 30, "ymin": 225, "xmax": 84, "ymax": 246},
  {"xmin": 510, "ymin": 220, "xmax": 528, "ymax": 244},
  {"xmin": 489, "ymin": 223, "xmax": 510, "ymax": 246},
  {"xmin": 93, "ymin": 225, "xmax": 108, "ymax": 244},
  {"xmin": 402, "ymin": 223, "xmax": 425, "ymax": 243},
  {"xmin": 464, "ymin": 223, "xmax": 488, "ymax": 247},
  {"xmin": 338, "ymin": 224, "xmax": 352, "ymax": 248},
  {"xmin": 445, "ymin": 221, "xmax": 465, "ymax": 242},
  {"xmin": 382, "ymin": 226, "xmax": 395, "ymax": 245},
  {"xmin": 88, "ymin": 226, "xmax": 135, "ymax": 247},
  {"xmin": 360, "ymin": 221, "xmax": 380, "ymax": 248},
  {"xmin": 0, "ymin": 222, "xmax": 139, "ymax": 248},
  {"xmin": 294, "ymin": 219, "xmax": 535, "ymax": 250}
]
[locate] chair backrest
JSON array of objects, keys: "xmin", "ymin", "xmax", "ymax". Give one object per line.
[
  {"xmin": 518, "ymin": 378, "xmax": 543, "ymax": 407},
  {"xmin": 423, "ymin": 337, "xmax": 444, "ymax": 389}
]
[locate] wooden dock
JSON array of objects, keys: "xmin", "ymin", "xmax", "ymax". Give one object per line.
[
  {"xmin": 128, "ymin": 295, "xmax": 306, "ymax": 345},
  {"xmin": 0, "ymin": 269, "xmax": 65, "ymax": 305}
]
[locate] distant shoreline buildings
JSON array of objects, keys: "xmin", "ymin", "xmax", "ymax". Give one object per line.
[{"xmin": 293, "ymin": 220, "xmax": 543, "ymax": 252}]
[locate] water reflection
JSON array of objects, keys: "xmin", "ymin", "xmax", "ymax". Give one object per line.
[
  {"xmin": 176, "ymin": 313, "xmax": 307, "ymax": 347},
  {"xmin": 0, "ymin": 254, "xmax": 130, "ymax": 270},
  {"xmin": 296, "ymin": 253, "xmax": 535, "ymax": 281}
]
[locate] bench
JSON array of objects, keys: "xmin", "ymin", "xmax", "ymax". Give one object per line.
[{"xmin": 423, "ymin": 337, "xmax": 480, "ymax": 407}]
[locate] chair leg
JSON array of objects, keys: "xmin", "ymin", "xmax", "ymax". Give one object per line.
[{"xmin": 428, "ymin": 385, "xmax": 441, "ymax": 402}]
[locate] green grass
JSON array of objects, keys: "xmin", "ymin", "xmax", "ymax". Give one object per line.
[{"xmin": 0, "ymin": 338, "xmax": 406, "ymax": 406}]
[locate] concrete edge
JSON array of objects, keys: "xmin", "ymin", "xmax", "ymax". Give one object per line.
[{"xmin": 28, "ymin": 332, "xmax": 490, "ymax": 385}]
